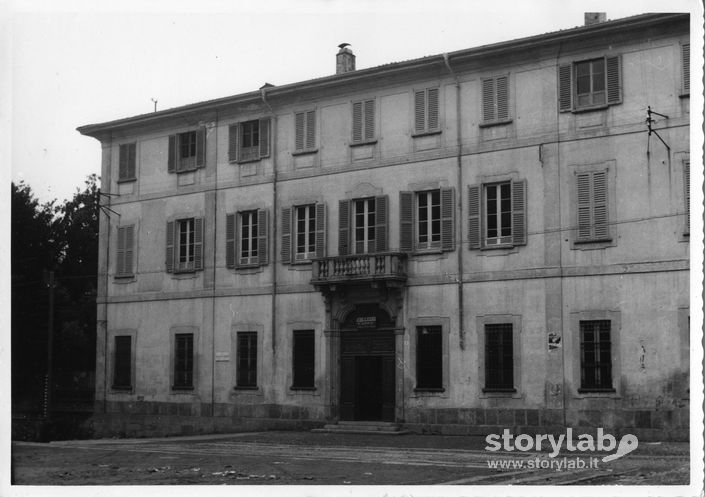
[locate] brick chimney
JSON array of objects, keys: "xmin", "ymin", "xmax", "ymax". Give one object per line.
[
  {"xmin": 336, "ymin": 43, "xmax": 355, "ymax": 74},
  {"xmin": 584, "ymin": 12, "xmax": 607, "ymax": 26}
]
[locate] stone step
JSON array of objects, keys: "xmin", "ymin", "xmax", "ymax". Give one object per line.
[{"xmin": 311, "ymin": 421, "xmax": 410, "ymax": 435}]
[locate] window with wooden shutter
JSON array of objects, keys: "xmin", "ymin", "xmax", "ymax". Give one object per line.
[
  {"xmin": 576, "ymin": 171, "xmax": 610, "ymax": 242},
  {"xmin": 167, "ymin": 129, "xmax": 205, "ymax": 172},
  {"xmin": 681, "ymin": 43, "xmax": 690, "ymax": 95},
  {"xmin": 226, "ymin": 213, "xmax": 236, "ymax": 268},
  {"xmin": 413, "ymin": 87, "xmax": 440, "ymax": 134},
  {"xmin": 295, "ymin": 110, "xmax": 316, "ymax": 152},
  {"xmin": 235, "ymin": 209, "xmax": 268, "ymax": 267},
  {"xmin": 236, "ymin": 332, "xmax": 257, "ymax": 388},
  {"xmin": 165, "ymin": 221, "xmax": 175, "ymax": 273},
  {"xmin": 229, "ymin": 118, "xmax": 270, "ymax": 163},
  {"xmin": 338, "ymin": 199, "xmax": 351, "ymax": 256},
  {"xmin": 166, "ymin": 217, "xmax": 205, "ymax": 273},
  {"xmin": 511, "ymin": 180, "xmax": 527, "ymax": 246},
  {"xmin": 292, "ymin": 330, "xmax": 315, "ymax": 389},
  {"xmin": 560, "ymin": 56, "xmax": 621, "ymax": 111},
  {"xmin": 374, "ymin": 195, "xmax": 388, "ymax": 253},
  {"xmin": 416, "ymin": 326, "xmax": 442, "ymax": 390},
  {"xmin": 399, "ymin": 192, "xmax": 414, "ymax": 252},
  {"xmin": 484, "ymin": 323, "xmax": 514, "ymax": 391},
  {"xmin": 314, "ymin": 203, "xmax": 326, "ymax": 259},
  {"xmin": 113, "ymin": 335, "xmax": 132, "ymax": 389},
  {"xmin": 352, "ymin": 99, "xmax": 376, "ymax": 144},
  {"xmin": 173, "ymin": 333, "xmax": 194, "ymax": 389},
  {"xmin": 481, "ymin": 75, "xmax": 510, "ymax": 124},
  {"xmin": 684, "ymin": 160, "xmax": 690, "ymax": 235},
  {"xmin": 281, "ymin": 207, "xmax": 292, "ymax": 264},
  {"xmin": 400, "ymin": 189, "xmax": 455, "ymax": 253},
  {"xmin": 468, "ymin": 181, "xmax": 527, "ymax": 249},
  {"xmin": 118, "ymin": 143, "xmax": 137, "ymax": 181},
  {"xmin": 116, "ymin": 225, "xmax": 135, "ymax": 278},
  {"xmin": 467, "ymin": 184, "xmax": 482, "ymax": 249}
]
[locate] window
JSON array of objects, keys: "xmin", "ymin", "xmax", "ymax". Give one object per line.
[
  {"xmin": 118, "ymin": 143, "xmax": 136, "ymax": 181},
  {"xmin": 684, "ymin": 160, "xmax": 690, "ymax": 235},
  {"xmin": 338, "ymin": 196, "xmax": 388, "ymax": 255},
  {"xmin": 115, "ymin": 225, "xmax": 135, "ymax": 278},
  {"xmin": 226, "ymin": 210, "xmax": 268, "ymax": 268},
  {"xmin": 113, "ymin": 335, "xmax": 132, "ymax": 390},
  {"xmin": 228, "ymin": 118, "xmax": 270, "ymax": 163},
  {"xmin": 413, "ymin": 87, "xmax": 440, "ymax": 134},
  {"xmin": 281, "ymin": 204, "xmax": 326, "ymax": 264},
  {"xmin": 579, "ymin": 320, "xmax": 613, "ymax": 391},
  {"xmin": 292, "ymin": 330, "xmax": 315, "ymax": 389},
  {"xmin": 484, "ymin": 324, "xmax": 514, "ymax": 391},
  {"xmin": 400, "ymin": 188, "xmax": 455, "ymax": 252},
  {"xmin": 237, "ymin": 332, "xmax": 257, "ymax": 388},
  {"xmin": 166, "ymin": 218, "xmax": 204, "ymax": 273},
  {"xmin": 416, "ymin": 326, "xmax": 442, "ymax": 390},
  {"xmin": 559, "ymin": 56, "xmax": 621, "ymax": 111},
  {"xmin": 681, "ymin": 43, "xmax": 690, "ymax": 95},
  {"xmin": 352, "ymin": 99, "xmax": 375, "ymax": 144},
  {"xmin": 468, "ymin": 180, "xmax": 526, "ymax": 249},
  {"xmin": 173, "ymin": 333, "xmax": 194, "ymax": 389},
  {"xmin": 168, "ymin": 128, "xmax": 205, "ymax": 172},
  {"xmin": 295, "ymin": 110, "xmax": 316, "ymax": 153},
  {"xmin": 576, "ymin": 170, "xmax": 609, "ymax": 242},
  {"xmin": 481, "ymin": 75, "xmax": 510, "ymax": 124}
]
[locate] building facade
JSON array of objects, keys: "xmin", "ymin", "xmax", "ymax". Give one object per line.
[{"xmin": 79, "ymin": 13, "xmax": 691, "ymax": 439}]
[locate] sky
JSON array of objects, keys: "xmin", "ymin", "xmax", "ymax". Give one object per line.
[{"xmin": 4, "ymin": 0, "xmax": 703, "ymax": 204}]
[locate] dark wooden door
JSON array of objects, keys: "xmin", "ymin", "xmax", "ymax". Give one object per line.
[
  {"xmin": 381, "ymin": 355, "xmax": 395, "ymax": 422},
  {"xmin": 340, "ymin": 356, "xmax": 355, "ymax": 421}
]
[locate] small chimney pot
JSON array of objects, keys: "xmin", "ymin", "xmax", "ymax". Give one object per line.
[
  {"xmin": 584, "ymin": 12, "xmax": 607, "ymax": 26},
  {"xmin": 336, "ymin": 43, "xmax": 356, "ymax": 74}
]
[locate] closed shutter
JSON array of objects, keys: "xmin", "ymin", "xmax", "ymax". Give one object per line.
[
  {"xmin": 682, "ymin": 43, "xmax": 690, "ymax": 94},
  {"xmin": 305, "ymin": 111, "xmax": 316, "ymax": 150},
  {"xmin": 592, "ymin": 171, "xmax": 609, "ymax": 239},
  {"xmin": 127, "ymin": 143, "xmax": 136, "ymax": 179},
  {"xmin": 468, "ymin": 184, "xmax": 482, "ymax": 249},
  {"xmin": 352, "ymin": 101, "xmax": 363, "ymax": 142},
  {"xmin": 119, "ymin": 144, "xmax": 128, "ymax": 180},
  {"xmin": 605, "ymin": 55, "xmax": 621, "ymax": 105},
  {"xmin": 496, "ymin": 75, "xmax": 509, "ymax": 121},
  {"xmin": 257, "ymin": 209, "xmax": 268, "ymax": 265},
  {"xmin": 338, "ymin": 199, "xmax": 351, "ymax": 256},
  {"xmin": 195, "ymin": 127, "xmax": 206, "ymax": 168},
  {"xmin": 226, "ymin": 213, "xmax": 236, "ymax": 268},
  {"xmin": 364, "ymin": 99, "xmax": 375, "ymax": 141},
  {"xmin": 558, "ymin": 64, "xmax": 573, "ymax": 111},
  {"xmin": 116, "ymin": 225, "xmax": 126, "ymax": 276},
  {"xmin": 315, "ymin": 203, "xmax": 326, "ymax": 258},
  {"xmin": 281, "ymin": 207, "xmax": 292, "ymax": 264},
  {"xmin": 259, "ymin": 118, "xmax": 270, "ymax": 158},
  {"xmin": 576, "ymin": 173, "xmax": 593, "ymax": 240},
  {"xmin": 165, "ymin": 221, "xmax": 175, "ymax": 272},
  {"xmin": 511, "ymin": 180, "xmax": 527, "ymax": 246},
  {"xmin": 193, "ymin": 217, "xmax": 204, "ymax": 270},
  {"xmin": 168, "ymin": 135, "xmax": 177, "ymax": 172},
  {"xmin": 482, "ymin": 78, "xmax": 496, "ymax": 122},
  {"xmin": 399, "ymin": 191, "xmax": 414, "ymax": 252},
  {"xmin": 441, "ymin": 187, "xmax": 455, "ymax": 251},
  {"xmin": 228, "ymin": 124, "xmax": 238, "ymax": 163},
  {"xmin": 375, "ymin": 195, "xmax": 388, "ymax": 252},
  {"xmin": 295, "ymin": 112, "xmax": 305, "ymax": 151},
  {"xmin": 427, "ymin": 88, "xmax": 439, "ymax": 131},
  {"xmin": 414, "ymin": 90, "xmax": 426, "ymax": 133},
  {"xmin": 124, "ymin": 225, "xmax": 134, "ymax": 276}
]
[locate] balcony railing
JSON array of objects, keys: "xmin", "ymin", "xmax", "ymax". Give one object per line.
[{"xmin": 311, "ymin": 252, "xmax": 407, "ymax": 286}]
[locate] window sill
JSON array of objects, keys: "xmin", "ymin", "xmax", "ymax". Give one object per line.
[
  {"xmin": 479, "ymin": 119, "xmax": 513, "ymax": 128},
  {"xmin": 117, "ymin": 178, "xmax": 136, "ymax": 184},
  {"xmin": 233, "ymin": 264, "xmax": 265, "ymax": 274},
  {"xmin": 349, "ymin": 139, "xmax": 377, "ymax": 147},
  {"xmin": 577, "ymin": 388, "xmax": 617, "ymax": 396},
  {"xmin": 173, "ymin": 269, "xmax": 198, "ymax": 277},
  {"xmin": 570, "ymin": 104, "xmax": 609, "ymax": 114},
  {"xmin": 171, "ymin": 386, "xmax": 194, "ymax": 392},
  {"xmin": 480, "ymin": 243, "xmax": 515, "ymax": 251},
  {"xmin": 114, "ymin": 274, "xmax": 135, "ymax": 282},
  {"xmin": 291, "ymin": 259, "xmax": 314, "ymax": 266},
  {"xmin": 233, "ymin": 157, "xmax": 264, "ymax": 165},
  {"xmin": 233, "ymin": 386, "xmax": 259, "ymax": 391},
  {"xmin": 414, "ymin": 387, "xmax": 445, "ymax": 393},
  {"xmin": 290, "ymin": 386, "xmax": 316, "ymax": 391},
  {"xmin": 679, "ymin": 92, "xmax": 690, "ymax": 99},
  {"xmin": 574, "ymin": 237, "xmax": 612, "ymax": 245},
  {"xmin": 412, "ymin": 247, "xmax": 444, "ymax": 256},
  {"xmin": 111, "ymin": 386, "xmax": 133, "ymax": 393},
  {"xmin": 175, "ymin": 167, "xmax": 201, "ymax": 174},
  {"xmin": 292, "ymin": 149, "xmax": 318, "ymax": 157},
  {"xmin": 411, "ymin": 130, "xmax": 442, "ymax": 138}
]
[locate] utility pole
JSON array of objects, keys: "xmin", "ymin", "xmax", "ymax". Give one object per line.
[{"xmin": 43, "ymin": 270, "xmax": 55, "ymax": 419}]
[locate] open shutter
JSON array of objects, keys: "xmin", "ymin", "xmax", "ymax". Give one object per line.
[
  {"xmin": 128, "ymin": 143, "xmax": 136, "ymax": 179},
  {"xmin": 682, "ymin": 43, "xmax": 690, "ymax": 94},
  {"xmin": 375, "ymin": 195, "xmax": 388, "ymax": 252},
  {"xmin": 305, "ymin": 111, "xmax": 316, "ymax": 150},
  {"xmin": 226, "ymin": 214, "xmax": 236, "ymax": 268},
  {"xmin": 168, "ymin": 135, "xmax": 177, "ymax": 172},
  {"xmin": 259, "ymin": 118, "xmax": 270, "ymax": 158},
  {"xmin": 427, "ymin": 88, "xmax": 439, "ymax": 131},
  {"xmin": 119, "ymin": 144, "xmax": 128, "ymax": 180},
  {"xmin": 195, "ymin": 127, "xmax": 206, "ymax": 168},
  {"xmin": 496, "ymin": 75, "xmax": 509, "ymax": 121},
  {"xmin": 228, "ymin": 124, "xmax": 239, "ymax": 163},
  {"xmin": 399, "ymin": 191, "xmax": 414, "ymax": 252},
  {"xmin": 124, "ymin": 225, "xmax": 134, "ymax": 275},
  {"xmin": 295, "ymin": 112, "xmax": 305, "ymax": 151},
  {"xmin": 116, "ymin": 226, "xmax": 126, "ymax": 276},
  {"xmin": 315, "ymin": 203, "xmax": 326, "ymax": 258},
  {"xmin": 558, "ymin": 64, "xmax": 573, "ymax": 112},
  {"xmin": 576, "ymin": 173, "xmax": 592, "ymax": 240},
  {"xmin": 193, "ymin": 217, "xmax": 204, "ymax": 270},
  {"xmin": 685, "ymin": 161, "xmax": 690, "ymax": 233},
  {"xmin": 257, "ymin": 209, "xmax": 268, "ymax": 265},
  {"xmin": 165, "ymin": 221, "xmax": 175, "ymax": 272},
  {"xmin": 482, "ymin": 78, "xmax": 496, "ymax": 122},
  {"xmin": 338, "ymin": 199, "xmax": 351, "ymax": 256},
  {"xmin": 592, "ymin": 171, "xmax": 609, "ymax": 239},
  {"xmin": 441, "ymin": 187, "xmax": 455, "ymax": 251},
  {"xmin": 352, "ymin": 102, "xmax": 363, "ymax": 143},
  {"xmin": 511, "ymin": 180, "xmax": 527, "ymax": 246},
  {"xmin": 468, "ymin": 184, "xmax": 482, "ymax": 249},
  {"xmin": 414, "ymin": 90, "xmax": 426, "ymax": 133},
  {"xmin": 281, "ymin": 207, "xmax": 292, "ymax": 264},
  {"xmin": 364, "ymin": 100, "xmax": 375, "ymax": 141},
  {"xmin": 606, "ymin": 55, "xmax": 621, "ymax": 105}
]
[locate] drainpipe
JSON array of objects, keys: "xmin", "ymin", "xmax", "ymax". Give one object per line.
[
  {"xmin": 261, "ymin": 88, "xmax": 278, "ymax": 360},
  {"xmin": 443, "ymin": 53, "xmax": 466, "ymax": 350},
  {"xmin": 211, "ymin": 111, "xmax": 219, "ymax": 417}
]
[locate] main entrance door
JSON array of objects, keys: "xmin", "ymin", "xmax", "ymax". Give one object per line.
[{"xmin": 339, "ymin": 305, "xmax": 395, "ymax": 422}]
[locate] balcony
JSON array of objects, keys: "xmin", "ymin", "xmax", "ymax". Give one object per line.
[{"xmin": 311, "ymin": 252, "xmax": 407, "ymax": 289}]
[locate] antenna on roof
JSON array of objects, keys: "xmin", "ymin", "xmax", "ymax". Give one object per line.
[{"xmin": 151, "ymin": 98, "xmax": 158, "ymax": 112}]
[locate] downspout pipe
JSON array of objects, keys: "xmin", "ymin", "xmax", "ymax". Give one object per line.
[
  {"xmin": 443, "ymin": 53, "xmax": 466, "ymax": 350},
  {"xmin": 261, "ymin": 88, "xmax": 278, "ymax": 357}
]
